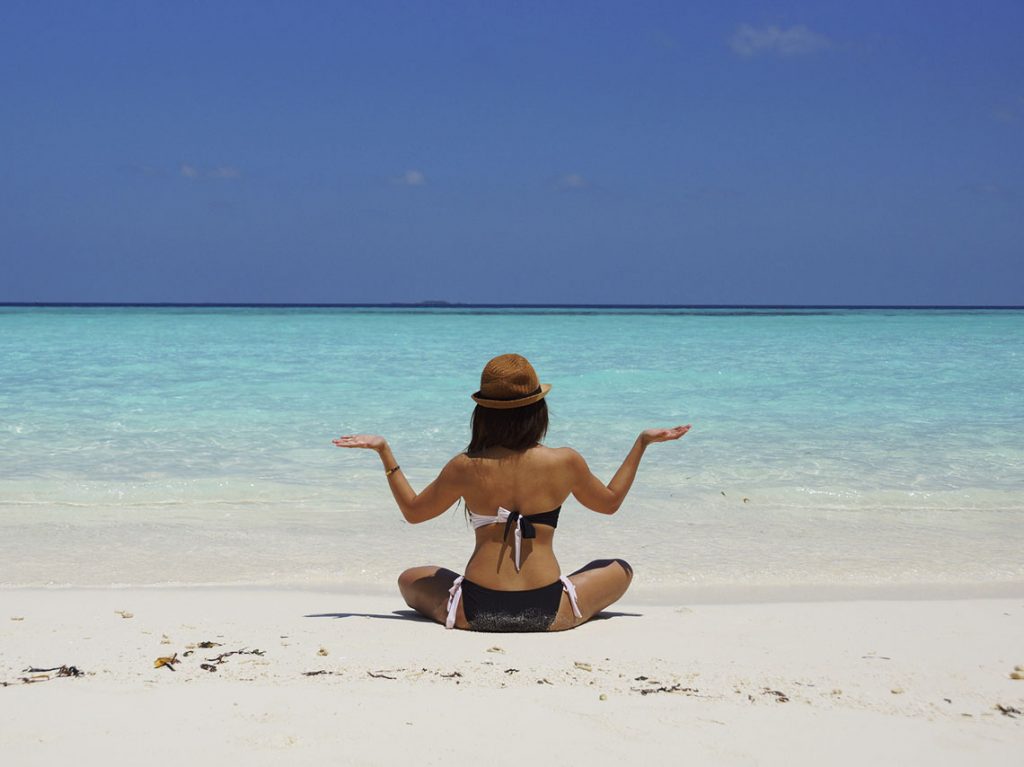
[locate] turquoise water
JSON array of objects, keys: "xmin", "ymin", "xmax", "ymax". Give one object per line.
[{"xmin": 1, "ymin": 307, "xmax": 1022, "ymax": 593}]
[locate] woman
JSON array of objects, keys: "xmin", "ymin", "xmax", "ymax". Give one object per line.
[{"xmin": 334, "ymin": 353, "xmax": 690, "ymax": 632}]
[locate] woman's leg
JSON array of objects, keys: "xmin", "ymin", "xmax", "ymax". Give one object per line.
[
  {"xmin": 397, "ymin": 566, "xmax": 462, "ymax": 626},
  {"xmin": 550, "ymin": 558, "xmax": 634, "ymax": 631}
]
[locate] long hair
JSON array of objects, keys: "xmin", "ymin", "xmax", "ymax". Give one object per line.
[{"xmin": 465, "ymin": 399, "xmax": 548, "ymax": 454}]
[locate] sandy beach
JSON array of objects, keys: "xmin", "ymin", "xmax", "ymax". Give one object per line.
[{"xmin": 1, "ymin": 587, "xmax": 1021, "ymax": 766}]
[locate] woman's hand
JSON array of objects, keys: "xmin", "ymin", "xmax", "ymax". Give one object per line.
[
  {"xmin": 640, "ymin": 424, "xmax": 691, "ymax": 446},
  {"xmin": 333, "ymin": 434, "xmax": 387, "ymax": 453}
]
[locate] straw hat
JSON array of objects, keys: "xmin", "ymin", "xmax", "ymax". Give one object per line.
[{"xmin": 471, "ymin": 353, "xmax": 552, "ymax": 409}]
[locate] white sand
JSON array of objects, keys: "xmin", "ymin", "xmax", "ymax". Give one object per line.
[{"xmin": 1, "ymin": 588, "xmax": 1022, "ymax": 766}]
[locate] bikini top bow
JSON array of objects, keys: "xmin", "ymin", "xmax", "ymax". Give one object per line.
[
  {"xmin": 467, "ymin": 506, "xmax": 535, "ymax": 572},
  {"xmin": 501, "ymin": 510, "xmax": 537, "ymax": 572}
]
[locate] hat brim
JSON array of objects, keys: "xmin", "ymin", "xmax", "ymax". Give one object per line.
[{"xmin": 471, "ymin": 383, "xmax": 552, "ymax": 410}]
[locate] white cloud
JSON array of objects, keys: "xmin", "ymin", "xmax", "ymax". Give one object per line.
[
  {"xmin": 208, "ymin": 166, "xmax": 241, "ymax": 179},
  {"xmin": 396, "ymin": 169, "xmax": 426, "ymax": 186},
  {"xmin": 730, "ymin": 24, "xmax": 832, "ymax": 57},
  {"xmin": 180, "ymin": 163, "xmax": 200, "ymax": 179},
  {"xmin": 557, "ymin": 172, "xmax": 588, "ymax": 189}
]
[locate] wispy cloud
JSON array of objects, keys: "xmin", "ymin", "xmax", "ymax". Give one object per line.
[
  {"xmin": 963, "ymin": 182, "xmax": 1016, "ymax": 201},
  {"xmin": 395, "ymin": 169, "xmax": 426, "ymax": 186},
  {"xmin": 991, "ymin": 96, "xmax": 1024, "ymax": 124},
  {"xmin": 730, "ymin": 24, "xmax": 832, "ymax": 57},
  {"xmin": 684, "ymin": 184, "xmax": 740, "ymax": 201},
  {"xmin": 180, "ymin": 163, "xmax": 242, "ymax": 180},
  {"xmin": 119, "ymin": 163, "xmax": 167, "ymax": 178},
  {"xmin": 208, "ymin": 166, "xmax": 241, "ymax": 179},
  {"xmin": 557, "ymin": 172, "xmax": 588, "ymax": 190}
]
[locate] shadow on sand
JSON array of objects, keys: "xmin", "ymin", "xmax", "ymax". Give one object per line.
[{"xmin": 304, "ymin": 609, "xmax": 430, "ymax": 622}]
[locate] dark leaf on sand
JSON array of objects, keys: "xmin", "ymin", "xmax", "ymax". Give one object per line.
[
  {"xmin": 200, "ymin": 664, "xmax": 218, "ymax": 673},
  {"xmin": 504, "ymin": 668, "xmax": 519, "ymax": 675},
  {"xmin": 996, "ymin": 704, "xmax": 1021, "ymax": 718},
  {"xmin": 368, "ymin": 671, "xmax": 396, "ymax": 680},
  {"xmin": 762, "ymin": 689, "xmax": 790, "ymax": 703},
  {"xmin": 439, "ymin": 671, "xmax": 462, "ymax": 679},
  {"xmin": 197, "ymin": 641, "xmax": 223, "ymax": 649}
]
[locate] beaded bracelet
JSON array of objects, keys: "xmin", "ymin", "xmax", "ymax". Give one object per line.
[{"xmin": 385, "ymin": 464, "xmax": 401, "ymax": 477}]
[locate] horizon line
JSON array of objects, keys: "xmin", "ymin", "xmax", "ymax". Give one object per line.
[{"xmin": 1, "ymin": 302, "xmax": 1022, "ymax": 310}]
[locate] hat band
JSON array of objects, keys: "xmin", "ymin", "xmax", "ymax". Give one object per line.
[
  {"xmin": 472, "ymin": 383, "xmax": 550, "ymax": 409},
  {"xmin": 477, "ymin": 386, "xmax": 542, "ymax": 402}
]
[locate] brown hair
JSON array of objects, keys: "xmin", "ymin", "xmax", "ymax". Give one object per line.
[{"xmin": 466, "ymin": 399, "xmax": 548, "ymax": 454}]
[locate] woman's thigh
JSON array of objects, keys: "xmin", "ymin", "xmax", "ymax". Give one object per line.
[
  {"xmin": 397, "ymin": 565, "xmax": 461, "ymax": 626},
  {"xmin": 550, "ymin": 558, "xmax": 634, "ymax": 631}
]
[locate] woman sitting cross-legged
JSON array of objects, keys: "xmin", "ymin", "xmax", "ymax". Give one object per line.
[{"xmin": 334, "ymin": 353, "xmax": 690, "ymax": 631}]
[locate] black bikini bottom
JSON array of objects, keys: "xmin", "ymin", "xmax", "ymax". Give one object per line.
[{"xmin": 460, "ymin": 578, "xmax": 564, "ymax": 633}]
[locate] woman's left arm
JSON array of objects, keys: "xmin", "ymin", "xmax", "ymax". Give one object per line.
[{"xmin": 333, "ymin": 435, "xmax": 463, "ymax": 523}]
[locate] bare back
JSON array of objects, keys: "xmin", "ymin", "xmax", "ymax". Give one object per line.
[{"xmin": 455, "ymin": 445, "xmax": 576, "ymax": 590}]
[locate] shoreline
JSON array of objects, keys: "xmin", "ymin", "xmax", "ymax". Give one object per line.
[{"xmin": 2, "ymin": 587, "xmax": 1021, "ymax": 765}]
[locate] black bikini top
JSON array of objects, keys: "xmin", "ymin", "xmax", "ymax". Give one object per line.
[
  {"xmin": 467, "ymin": 506, "xmax": 561, "ymax": 542},
  {"xmin": 466, "ymin": 506, "xmax": 562, "ymax": 573}
]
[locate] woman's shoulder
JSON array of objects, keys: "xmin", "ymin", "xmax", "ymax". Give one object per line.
[
  {"xmin": 536, "ymin": 445, "xmax": 579, "ymax": 460},
  {"xmin": 528, "ymin": 445, "xmax": 585, "ymax": 472}
]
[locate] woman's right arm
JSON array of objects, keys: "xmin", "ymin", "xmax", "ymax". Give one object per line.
[
  {"xmin": 333, "ymin": 435, "xmax": 464, "ymax": 524},
  {"xmin": 567, "ymin": 425, "xmax": 690, "ymax": 514}
]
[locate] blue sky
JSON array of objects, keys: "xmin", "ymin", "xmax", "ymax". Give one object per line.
[{"xmin": 2, "ymin": 1, "xmax": 1021, "ymax": 304}]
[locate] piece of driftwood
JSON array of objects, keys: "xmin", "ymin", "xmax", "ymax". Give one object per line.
[
  {"xmin": 3, "ymin": 665, "xmax": 85, "ymax": 685},
  {"xmin": 22, "ymin": 665, "xmax": 83, "ymax": 678},
  {"xmin": 631, "ymin": 684, "xmax": 699, "ymax": 696},
  {"xmin": 204, "ymin": 648, "xmax": 265, "ymax": 665}
]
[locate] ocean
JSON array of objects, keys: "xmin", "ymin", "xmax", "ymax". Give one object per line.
[{"xmin": 1, "ymin": 306, "xmax": 1022, "ymax": 597}]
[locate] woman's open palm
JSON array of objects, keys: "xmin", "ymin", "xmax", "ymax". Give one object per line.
[
  {"xmin": 641, "ymin": 424, "xmax": 691, "ymax": 445},
  {"xmin": 333, "ymin": 434, "xmax": 386, "ymax": 452}
]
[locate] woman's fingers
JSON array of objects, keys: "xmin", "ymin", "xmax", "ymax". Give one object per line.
[
  {"xmin": 649, "ymin": 424, "xmax": 691, "ymax": 442},
  {"xmin": 333, "ymin": 434, "xmax": 382, "ymax": 449},
  {"xmin": 333, "ymin": 436, "xmax": 366, "ymax": 447}
]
